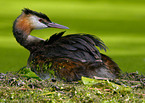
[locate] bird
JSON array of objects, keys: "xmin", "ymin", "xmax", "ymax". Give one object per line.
[{"xmin": 13, "ymin": 8, "xmax": 121, "ymax": 81}]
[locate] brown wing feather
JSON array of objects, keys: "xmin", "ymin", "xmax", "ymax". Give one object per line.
[{"xmin": 101, "ymin": 53, "xmax": 121, "ymax": 75}]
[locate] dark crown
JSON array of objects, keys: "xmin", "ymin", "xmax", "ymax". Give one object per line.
[{"xmin": 22, "ymin": 8, "xmax": 51, "ymax": 22}]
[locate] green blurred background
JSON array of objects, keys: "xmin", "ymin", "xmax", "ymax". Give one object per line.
[{"xmin": 0, "ymin": 0, "xmax": 145, "ymax": 74}]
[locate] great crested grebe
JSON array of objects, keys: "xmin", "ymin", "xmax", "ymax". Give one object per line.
[{"xmin": 13, "ymin": 8, "xmax": 121, "ymax": 81}]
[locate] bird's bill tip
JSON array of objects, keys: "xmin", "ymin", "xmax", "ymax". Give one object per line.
[{"xmin": 47, "ymin": 22, "xmax": 69, "ymax": 29}]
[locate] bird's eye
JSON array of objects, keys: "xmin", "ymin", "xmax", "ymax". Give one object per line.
[
  {"xmin": 39, "ymin": 19, "xmax": 43, "ymax": 22},
  {"xmin": 38, "ymin": 19, "xmax": 47, "ymax": 25}
]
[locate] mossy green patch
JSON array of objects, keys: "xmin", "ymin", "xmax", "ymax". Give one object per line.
[{"xmin": 0, "ymin": 72, "xmax": 144, "ymax": 102}]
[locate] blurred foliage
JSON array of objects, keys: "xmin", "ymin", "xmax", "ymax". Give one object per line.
[{"xmin": 0, "ymin": 0, "xmax": 145, "ymax": 73}]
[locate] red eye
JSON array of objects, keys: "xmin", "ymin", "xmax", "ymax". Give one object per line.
[{"xmin": 39, "ymin": 19, "xmax": 43, "ymax": 22}]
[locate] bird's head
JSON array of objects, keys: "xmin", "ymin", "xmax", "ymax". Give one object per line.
[{"xmin": 15, "ymin": 8, "xmax": 69, "ymax": 32}]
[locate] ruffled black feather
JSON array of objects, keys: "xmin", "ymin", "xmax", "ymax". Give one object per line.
[
  {"xmin": 45, "ymin": 31, "xmax": 107, "ymax": 52},
  {"xmin": 39, "ymin": 31, "xmax": 107, "ymax": 62}
]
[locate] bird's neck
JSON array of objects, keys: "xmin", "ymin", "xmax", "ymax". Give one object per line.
[{"xmin": 13, "ymin": 14, "xmax": 44, "ymax": 51}]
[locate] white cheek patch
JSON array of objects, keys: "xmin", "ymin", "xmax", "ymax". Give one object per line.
[{"xmin": 29, "ymin": 16, "xmax": 48, "ymax": 29}]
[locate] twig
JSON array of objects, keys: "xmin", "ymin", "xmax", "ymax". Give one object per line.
[
  {"xmin": 135, "ymin": 93, "xmax": 145, "ymax": 96},
  {"xmin": 93, "ymin": 76, "xmax": 143, "ymax": 83},
  {"xmin": 89, "ymin": 87, "xmax": 111, "ymax": 92}
]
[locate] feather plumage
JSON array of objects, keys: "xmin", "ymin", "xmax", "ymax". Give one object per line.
[{"xmin": 13, "ymin": 9, "xmax": 121, "ymax": 81}]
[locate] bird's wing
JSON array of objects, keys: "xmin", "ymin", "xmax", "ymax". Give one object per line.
[{"xmin": 42, "ymin": 31, "xmax": 107, "ymax": 63}]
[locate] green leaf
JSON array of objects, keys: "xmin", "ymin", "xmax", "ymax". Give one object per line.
[
  {"xmin": 81, "ymin": 76, "xmax": 106, "ymax": 86},
  {"xmin": 18, "ymin": 67, "xmax": 41, "ymax": 81},
  {"xmin": 81, "ymin": 76, "xmax": 132, "ymax": 94}
]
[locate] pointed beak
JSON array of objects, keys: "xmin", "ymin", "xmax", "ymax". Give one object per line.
[{"xmin": 47, "ymin": 22, "xmax": 69, "ymax": 29}]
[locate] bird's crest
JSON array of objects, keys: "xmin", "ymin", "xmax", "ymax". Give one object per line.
[{"xmin": 22, "ymin": 8, "xmax": 51, "ymax": 22}]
